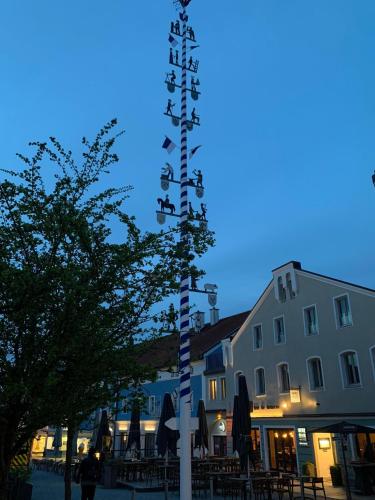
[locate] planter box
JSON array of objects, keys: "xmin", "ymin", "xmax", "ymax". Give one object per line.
[{"xmin": 103, "ymin": 464, "xmax": 118, "ymax": 489}]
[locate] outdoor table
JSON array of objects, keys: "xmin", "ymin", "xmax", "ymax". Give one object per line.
[
  {"xmin": 209, "ymin": 471, "xmax": 239, "ymax": 500},
  {"xmin": 251, "ymin": 476, "xmax": 277, "ymax": 500}
]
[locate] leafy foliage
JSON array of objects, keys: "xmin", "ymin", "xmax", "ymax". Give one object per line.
[{"xmin": 0, "ymin": 120, "xmax": 214, "ymax": 496}]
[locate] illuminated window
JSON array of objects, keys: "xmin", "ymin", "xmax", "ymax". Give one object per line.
[
  {"xmin": 209, "ymin": 378, "xmax": 217, "ymax": 400},
  {"xmin": 297, "ymin": 428, "xmax": 308, "ymax": 446},
  {"xmin": 220, "ymin": 377, "xmax": 226, "ymax": 400}
]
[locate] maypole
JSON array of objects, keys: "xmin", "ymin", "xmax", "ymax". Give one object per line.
[
  {"xmin": 157, "ymin": 1, "xmax": 213, "ymax": 498},
  {"xmin": 178, "ymin": 5, "xmax": 192, "ymax": 500}
]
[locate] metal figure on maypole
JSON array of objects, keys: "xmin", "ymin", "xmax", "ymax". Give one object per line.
[{"xmin": 155, "ymin": 1, "xmax": 216, "ymax": 498}]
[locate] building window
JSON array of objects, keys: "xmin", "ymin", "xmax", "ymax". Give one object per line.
[
  {"xmin": 274, "ymin": 317, "xmax": 286, "ymax": 344},
  {"xmin": 253, "ymin": 324, "xmax": 263, "ymax": 350},
  {"xmin": 304, "ymin": 306, "xmax": 318, "ymax": 336},
  {"xmin": 286, "ymin": 273, "xmax": 295, "ymax": 299},
  {"xmin": 307, "ymin": 357, "xmax": 324, "ymax": 391},
  {"xmin": 220, "ymin": 377, "xmax": 226, "ymax": 400},
  {"xmin": 144, "ymin": 433, "xmax": 155, "ymax": 457},
  {"xmin": 119, "ymin": 432, "xmax": 128, "ymax": 456},
  {"xmin": 340, "ymin": 351, "xmax": 361, "ymax": 387},
  {"xmin": 278, "ymin": 277, "xmax": 287, "ymax": 302},
  {"xmin": 234, "ymin": 371, "xmax": 244, "ymax": 395},
  {"xmin": 148, "ymin": 396, "xmax": 156, "ymax": 416},
  {"xmin": 334, "ymin": 294, "xmax": 352, "ymax": 328},
  {"xmin": 370, "ymin": 346, "xmax": 375, "ymax": 382},
  {"xmin": 277, "ymin": 363, "xmax": 290, "ymax": 393},
  {"xmin": 122, "ymin": 398, "xmax": 129, "ymax": 413},
  {"xmin": 255, "ymin": 368, "xmax": 266, "ymax": 396},
  {"xmin": 209, "ymin": 378, "xmax": 217, "ymax": 400}
]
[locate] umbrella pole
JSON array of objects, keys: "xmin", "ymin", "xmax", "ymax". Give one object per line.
[
  {"xmin": 341, "ymin": 435, "xmax": 352, "ymax": 500},
  {"xmin": 164, "ymin": 448, "xmax": 169, "ymax": 500}
]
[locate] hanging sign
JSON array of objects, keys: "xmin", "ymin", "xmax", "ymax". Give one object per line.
[{"xmin": 290, "ymin": 388, "xmax": 301, "ymax": 403}]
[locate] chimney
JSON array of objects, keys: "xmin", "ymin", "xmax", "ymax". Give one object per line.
[
  {"xmin": 193, "ymin": 311, "xmax": 205, "ymax": 332},
  {"xmin": 210, "ymin": 307, "xmax": 219, "ymax": 326}
]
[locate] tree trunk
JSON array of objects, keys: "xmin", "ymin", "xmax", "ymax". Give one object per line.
[
  {"xmin": 0, "ymin": 462, "xmax": 10, "ymax": 500},
  {"xmin": 0, "ymin": 420, "xmax": 11, "ymax": 500},
  {"xmin": 64, "ymin": 424, "xmax": 76, "ymax": 500}
]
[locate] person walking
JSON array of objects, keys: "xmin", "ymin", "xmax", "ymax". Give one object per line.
[{"xmin": 78, "ymin": 447, "xmax": 100, "ymax": 500}]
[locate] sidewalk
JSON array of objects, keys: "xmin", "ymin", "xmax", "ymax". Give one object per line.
[{"xmin": 31, "ymin": 470, "xmax": 375, "ymax": 500}]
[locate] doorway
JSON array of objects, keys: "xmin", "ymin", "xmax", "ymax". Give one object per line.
[
  {"xmin": 267, "ymin": 429, "xmax": 297, "ymax": 473},
  {"xmin": 213, "ymin": 436, "xmax": 227, "ymax": 456},
  {"xmin": 313, "ymin": 433, "xmax": 335, "ymax": 480}
]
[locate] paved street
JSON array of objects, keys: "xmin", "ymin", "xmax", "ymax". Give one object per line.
[
  {"xmin": 31, "ymin": 471, "xmax": 241, "ymax": 499},
  {"xmin": 31, "ymin": 470, "xmax": 172, "ymax": 500},
  {"xmin": 31, "ymin": 470, "xmax": 375, "ymax": 500}
]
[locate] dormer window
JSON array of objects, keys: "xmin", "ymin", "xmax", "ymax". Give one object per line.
[
  {"xmin": 286, "ymin": 273, "xmax": 295, "ymax": 299},
  {"xmin": 278, "ymin": 277, "xmax": 286, "ymax": 302}
]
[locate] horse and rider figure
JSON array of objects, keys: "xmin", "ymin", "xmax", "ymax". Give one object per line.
[{"xmin": 158, "ymin": 195, "xmax": 176, "ymax": 214}]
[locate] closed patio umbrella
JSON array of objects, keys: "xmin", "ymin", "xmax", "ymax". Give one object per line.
[
  {"xmin": 237, "ymin": 375, "xmax": 252, "ymax": 472},
  {"xmin": 95, "ymin": 410, "xmax": 112, "ymax": 453},
  {"xmin": 90, "ymin": 409, "xmax": 101, "ymax": 449},
  {"xmin": 195, "ymin": 399, "xmax": 209, "ymax": 457},
  {"xmin": 231, "ymin": 395, "xmax": 240, "ymax": 455},
  {"xmin": 156, "ymin": 393, "xmax": 179, "ymax": 458},
  {"xmin": 52, "ymin": 427, "xmax": 63, "ymax": 458},
  {"xmin": 310, "ymin": 421, "xmax": 375, "ymax": 500},
  {"xmin": 126, "ymin": 405, "xmax": 141, "ymax": 457}
]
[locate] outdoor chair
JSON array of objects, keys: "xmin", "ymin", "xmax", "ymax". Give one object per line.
[
  {"xmin": 281, "ymin": 473, "xmax": 297, "ymax": 497},
  {"xmin": 272, "ymin": 477, "xmax": 292, "ymax": 500},
  {"xmin": 250, "ymin": 478, "xmax": 267, "ymax": 500},
  {"xmin": 302, "ymin": 477, "xmax": 326, "ymax": 500}
]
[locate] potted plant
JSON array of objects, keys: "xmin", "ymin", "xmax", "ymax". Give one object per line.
[
  {"xmin": 330, "ymin": 465, "xmax": 343, "ymax": 487},
  {"xmin": 302, "ymin": 461, "xmax": 315, "ymax": 477}
]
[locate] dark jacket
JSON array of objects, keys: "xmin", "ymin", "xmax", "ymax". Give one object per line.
[{"xmin": 79, "ymin": 455, "xmax": 100, "ymax": 485}]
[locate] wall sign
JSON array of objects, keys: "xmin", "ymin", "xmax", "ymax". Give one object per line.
[
  {"xmin": 297, "ymin": 427, "xmax": 308, "ymax": 446},
  {"xmin": 290, "ymin": 388, "xmax": 301, "ymax": 403}
]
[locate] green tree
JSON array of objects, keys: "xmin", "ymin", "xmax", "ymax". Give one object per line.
[{"xmin": 0, "ymin": 120, "xmax": 213, "ymax": 499}]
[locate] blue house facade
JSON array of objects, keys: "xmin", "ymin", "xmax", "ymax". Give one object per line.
[{"xmin": 113, "ymin": 309, "xmax": 248, "ymax": 458}]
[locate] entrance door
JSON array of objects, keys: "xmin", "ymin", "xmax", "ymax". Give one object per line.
[
  {"xmin": 267, "ymin": 429, "xmax": 297, "ymax": 473},
  {"xmin": 213, "ymin": 436, "xmax": 227, "ymax": 456},
  {"xmin": 313, "ymin": 433, "xmax": 335, "ymax": 480}
]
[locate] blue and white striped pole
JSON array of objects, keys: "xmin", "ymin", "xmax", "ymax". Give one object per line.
[{"xmin": 179, "ymin": 6, "xmax": 192, "ymax": 500}]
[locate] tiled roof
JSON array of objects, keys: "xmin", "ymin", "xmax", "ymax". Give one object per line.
[{"xmin": 138, "ymin": 311, "xmax": 249, "ymax": 370}]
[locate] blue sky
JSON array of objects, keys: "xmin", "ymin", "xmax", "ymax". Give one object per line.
[{"xmin": 1, "ymin": 0, "xmax": 375, "ymax": 318}]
